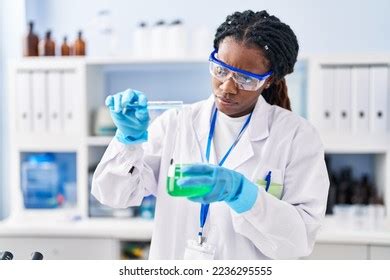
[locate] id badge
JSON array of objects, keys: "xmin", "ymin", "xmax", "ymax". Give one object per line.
[{"xmin": 183, "ymin": 239, "xmax": 216, "ymax": 260}]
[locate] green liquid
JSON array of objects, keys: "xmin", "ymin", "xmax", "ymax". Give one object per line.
[{"xmin": 166, "ymin": 165, "xmax": 212, "ymax": 197}]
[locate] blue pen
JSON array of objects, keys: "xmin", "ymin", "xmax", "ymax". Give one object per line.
[{"xmin": 265, "ymin": 171, "xmax": 272, "ymax": 192}]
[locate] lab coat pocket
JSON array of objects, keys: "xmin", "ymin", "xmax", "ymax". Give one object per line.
[{"xmin": 252, "ymin": 166, "xmax": 284, "ymax": 200}]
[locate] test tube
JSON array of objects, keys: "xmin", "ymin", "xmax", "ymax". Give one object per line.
[
  {"xmin": 123, "ymin": 101, "xmax": 183, "ymax": 122},
  {"xmin": 124, "ymin": 100, "xmax": 183, "ymax": 109}
]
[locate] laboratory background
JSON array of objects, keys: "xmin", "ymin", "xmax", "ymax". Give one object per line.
[{"xmin": 0, "ymin": 0, "xmax": 390, "ymax": 260}]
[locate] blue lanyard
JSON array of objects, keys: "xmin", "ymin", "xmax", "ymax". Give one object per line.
[{"xmin": 199, "ymin": 107, "xmax": 252, "ymax": 239}]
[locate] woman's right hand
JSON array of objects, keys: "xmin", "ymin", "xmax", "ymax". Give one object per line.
[{"xmin": 105, "ymin": 89, "xmax": 150, "ymax": 144}]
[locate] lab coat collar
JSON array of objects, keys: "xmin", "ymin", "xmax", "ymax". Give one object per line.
[
  {"xmin": 192, "ymin": 94, "xmax": 270, "ymax": 169},
  {"xmin": 192, "ymin": 94, "xmax": 270, "ymax": 142},
  {"xmin": 221, "ymin": 95, "xmax": 271, "ymax": 169},
  {"xmin": 192, "ymin": 95, "xmax": 216, "ymax": 145}
]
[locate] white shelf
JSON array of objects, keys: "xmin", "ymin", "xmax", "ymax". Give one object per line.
[
  {"xmin": 321, "ymin": 132, "xmax": 390, "ymax": 153},
  {"xmin": 14, "ymin": 135, "xmax": 83, "ymax": 151},
  {"xmin": 16, "ymin": 55, "xmax": 208, "ymax": 66},
  {"xmin": 87, "ymin": 136, "xmax": 113, "ymax": 147},
  {"xmin": 86, "ymin": 56, "xmax": 207, "ymax": 65},
  {"xmin": 307, "ymin": 54, "xmax": 390, "ymax": 65}
]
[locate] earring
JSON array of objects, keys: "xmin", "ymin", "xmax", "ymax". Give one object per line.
[{"xmin": 265, "ymin": 83, "xmax": 270, "ymax": 89}]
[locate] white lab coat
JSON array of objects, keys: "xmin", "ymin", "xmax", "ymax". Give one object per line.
[{"xmin": 92, "ymin": 95, "xmax": 329, "ymax": 259}]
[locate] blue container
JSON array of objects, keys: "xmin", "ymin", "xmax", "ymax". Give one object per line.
[{"xmin": 21, "ymin": 153, "xmax": 60, "ymax": 209}]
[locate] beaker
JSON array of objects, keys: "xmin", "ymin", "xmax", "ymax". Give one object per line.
[
  {"xmin": 166, "ymin": 163, "xmax": 212, "ymax": 197},
  {"xmin": 166, "ymin": 106, "xmax": 212, "ymax": 197}
]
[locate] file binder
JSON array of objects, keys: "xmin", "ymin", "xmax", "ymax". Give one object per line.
[
  {"xmin": 15, "ymin": 72, "xmax": 33, "ymax": 132},
  {"xmin": 351, "ymin": 67, "xmax": 370, "ymax": 132},
  {"xmin": 31, "ymin": 71, "xmax": 47, "ymax": 132},
  {"xmin": 334, "ymin": 67, "xmax": 352, "ymax": 131},
  {"xmin": 320, "ymin": 67, "xmax": 336, "ymax": 130},
  {"xmin": 370, "ymin": 66, "xmax": 388, "ymax": 133},
  {"xmin": 62, "ymin": 71, "xmax": 79, "ymax": 133},
  {"xmin": 47, "ymin": 71, "xmax": 63, "ymax": 133}
]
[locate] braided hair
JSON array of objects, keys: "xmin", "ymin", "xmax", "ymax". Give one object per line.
[{"xmin": 213, "ymin": 10, "xmax": 299, "ymax": 110}]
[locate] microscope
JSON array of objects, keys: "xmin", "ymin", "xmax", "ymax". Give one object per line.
[{"xmin": 0, "ymin": 251, "xmax": 43, "ymax": 260}]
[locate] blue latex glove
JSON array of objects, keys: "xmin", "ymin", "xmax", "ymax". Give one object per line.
[
  {"xmin": 105, "ymin": 89, "xmax": 150, "ymax": 145},
  {"xmin": 177, "ymin": 164, "xmax": 259, "ymax": 213}
]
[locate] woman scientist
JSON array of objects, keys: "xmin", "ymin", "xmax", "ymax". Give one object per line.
[{"xmin": 92, "ymin": 10, "xmax": 329, "ymax": 259}]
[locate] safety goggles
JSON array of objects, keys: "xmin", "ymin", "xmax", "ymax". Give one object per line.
[{"xmin": 208, "ymin": 50, "xmax": 273, "ymax": 91}]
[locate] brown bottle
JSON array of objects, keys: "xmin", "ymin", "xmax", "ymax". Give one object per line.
[
  {"xmin": 61, "ymin": 36, "xmax": 71, "ymax": 56},
  {"xmin": 74, "ymin": 31, "xmax": 86, "ymax": 56},
  {"xmin": 25, "ymin": 21, "xmax": 39, "ymax": 56},
  {"xmin": 43, "ymin": 30, "xmax": 56, "ymax": 56}
]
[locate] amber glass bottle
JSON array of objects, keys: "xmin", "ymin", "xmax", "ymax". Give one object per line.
[
  {"xmin": 74, "ymin": 31, "xmax": 86, "ymax": 56},
  {"xmin": 25, "ymin": 21, "xmax": 39, "ymax": 56},
  {"xmin": 61, "ymin": 36, "xmax": 71, "ymax": 56},
  {"xmin": 43, "ymin": 30, "xmax": 56, "ymax": 56}
]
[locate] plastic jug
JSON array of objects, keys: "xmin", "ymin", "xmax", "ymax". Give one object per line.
[{"xmin": 21, "ymin": 153, "xmax": 60, "ymax": 208}]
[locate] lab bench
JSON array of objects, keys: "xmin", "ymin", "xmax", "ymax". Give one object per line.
[
  {"xmin": 305, "ymin": 216, "xmax": 390, "ymax": 259},
  {"xmin": 1, "ymin": 216, "xmax": 390, "ymax": 259},
  {"xmin": 0, "ymin": 218, "xmax": 153, "ymax": 260}
]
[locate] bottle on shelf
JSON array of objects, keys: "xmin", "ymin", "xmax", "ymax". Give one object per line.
[
  {"xmin": 336, "ymin": 167, "xmax": 353, "ymax": 204},
  {"xmin": 24, "ymin": 21, "xmax": 39, "ymax": 56},
  {"xmin": 132, "ymin": 21, "xmax": 150, "ymax": 59},
  {"xmin": 326, "ymin": 174, "xmax": 337, "ymax": 215},
  {"xmin": 41, "ymin": 30, "xmax": 56, "ymax": 56},
  {"xmin": 61, "ymin": 36, "xmax": 71, "ymax": 56},
  {"xmin": 351, "ymin": 174, "xmax": 371, "ymax": 205},
  {"xmin": 191, "ymin": 24, "xmax": 213, "ymax": 58},
  {"xmin": 368, "ymin": 179, "xmax": 384, "ymax": 205},
  {"xmin": 166, "ymin": 19, "xmax": 187, "ymax": 59},
  {"xmin": 85, "ymin": 9, "xmax": 119, "ymax": 57},
  {"xmin": 74, "ymin": 31, "xmax": 86, "ymax": 56},
  {"xmin": 150, "ymin": 20, "xmax": 167, "ymax": 59}
]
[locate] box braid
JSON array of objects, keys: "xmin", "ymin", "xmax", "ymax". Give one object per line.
[{"xmin": 213, "ymin": 10, "xmax": 299, "ymax": 111}]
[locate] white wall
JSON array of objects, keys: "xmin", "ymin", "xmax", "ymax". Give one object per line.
[
  {"xmin": 0, "ymin": 0, "xmax": 26, "ymax": 219},
  {"xmin": 0, "ymin": 0, "xmax": 4, "ymax": 219},
  {"xmin": 26, "ymin": 0, "xmax": 390, "ymax": 54}
]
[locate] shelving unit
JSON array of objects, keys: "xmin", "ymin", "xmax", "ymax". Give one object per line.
[
  {"xmin": 7, "ymin": 59, "xmax": 87, "ymax": 221},
  {"xmin": 307, "ymin": 55, "xmax": 390, "ymax": 214},
  {"xmin": 305, "ymin": 55, "xmax": 390, "ymax": 259},
  {"xmin": 0, "ymin": 57, "xmax": 160, "ymax": 259}
]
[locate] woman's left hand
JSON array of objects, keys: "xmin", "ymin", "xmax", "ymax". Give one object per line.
[{"xmin": 177, "ymin": 164, "xmax": 259, "ymax": 213}]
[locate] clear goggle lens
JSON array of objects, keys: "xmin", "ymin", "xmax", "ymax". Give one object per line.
[{"xmin": 209, "ymin": 61, "xmax": 266, "ymax": 91}]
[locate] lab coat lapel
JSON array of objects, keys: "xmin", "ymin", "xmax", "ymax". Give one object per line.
[
  {"xmin": 223, "ymin": 130, "xmax": 254, "ymax": 170},
  {"xmin": 190, "ymin": 95, "xmax": 271, "ymax": 168},
  {"xmin": 223, "ymin": 95, "xmax": 271, "ymax": 170}
]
